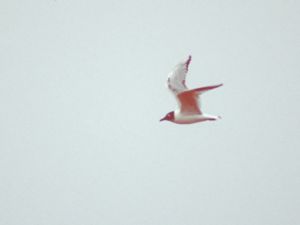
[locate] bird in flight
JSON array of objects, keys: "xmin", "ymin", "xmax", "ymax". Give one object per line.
[{"xmin": 160, "ymin": 55, "xmax": 223, "ymax": 124}]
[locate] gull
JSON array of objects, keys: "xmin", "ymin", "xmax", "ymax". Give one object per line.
[{"xmin": 160, "ymin": 55, "xmax": 223, "ymax": 124}]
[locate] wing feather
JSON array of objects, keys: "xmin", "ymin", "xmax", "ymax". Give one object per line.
[
  {"xmin": 177, "ymin": 91, "xmax": 202, "ymax": 115},
  {"xmin": 167, "ymin": 55, "xmax": 191, "ymax": 95}
]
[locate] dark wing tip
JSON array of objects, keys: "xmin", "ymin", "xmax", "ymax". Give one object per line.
[{"xmin": 185, "ymin": 55, "xmax": 192, "ymax": 71}]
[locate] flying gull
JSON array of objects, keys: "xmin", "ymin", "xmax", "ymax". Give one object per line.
[{"xmin": 160, "ymin": 55, "xmax": 223, "ymax": 124}]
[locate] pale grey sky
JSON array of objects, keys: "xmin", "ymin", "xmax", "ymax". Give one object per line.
[{"xmin": 1, "ymin": 0, "xmax": 300, "ymax": 225}]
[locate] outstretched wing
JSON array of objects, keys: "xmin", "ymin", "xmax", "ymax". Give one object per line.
[
  {"xmin": 177, "ymin": 90, "xmax": 202, "ymax": 115},
  {"xmin": 177, "ymin": 84, "xmax": 223, "ymax": 115},
  {"xmin": 167, "ymin": 55, "xmax": 192, "ymax": 95}
]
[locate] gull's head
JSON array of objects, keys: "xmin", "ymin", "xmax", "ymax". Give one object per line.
[{"xmin": 160, "ymin": 111, "xmax": 175, "ymax": 122}]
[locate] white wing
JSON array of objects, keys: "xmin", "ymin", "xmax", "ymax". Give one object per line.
[{"xmin": 167, "ymin": 55, "xmax": 192, "ymax": 95}]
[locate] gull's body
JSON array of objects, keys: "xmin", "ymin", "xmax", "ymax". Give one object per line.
[
  {"xmin": 172, "ymin": 110, "xmax": 219, "ymax": 124},
  {"xmin": 160, "ymin": 55, "xmax": 223, "ymax": 124}
]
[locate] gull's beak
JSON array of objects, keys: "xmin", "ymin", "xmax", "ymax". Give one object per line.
[{"xmin": 160, "ymin": 116, "xmax": 166, "ymax": 122}]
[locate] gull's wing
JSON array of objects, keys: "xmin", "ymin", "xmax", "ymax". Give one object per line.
[
  {"xmin": 167, "ymin": 55, "xmax": 192, "ymax": 95},
  {"xmin": 167, "ymin": 55, "xmax": 200, "ymax": 114},
  {"xmin": 177, "ymin": 90, "xmax": 202, "ymax": 115},
  {"xmin": 177, "ymin": 84, "xmax": 223, "ymax": 115}
]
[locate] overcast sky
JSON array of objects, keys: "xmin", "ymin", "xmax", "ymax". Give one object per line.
[{"xmin": 1, "ymin": 0, "xmax": 300, "ymax": 225}]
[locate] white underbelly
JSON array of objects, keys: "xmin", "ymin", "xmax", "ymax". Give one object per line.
[{"xmin": 174, "ymin": 113, "xmax": 207, "ymax": 124}]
